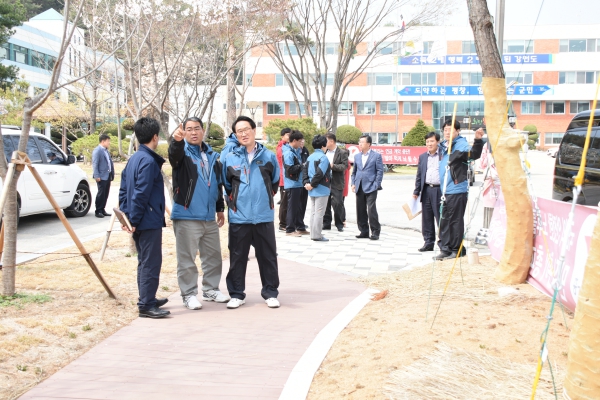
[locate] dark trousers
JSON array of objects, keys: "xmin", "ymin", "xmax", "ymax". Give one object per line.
[
  {"xmin": 421, "ymin": 185, "xmax": 442, "ymax": 248},
  {"xmin": 95, "ymin": 179, "xmax": 111, "ymax": 214},
  {"xmin": 439, "ymin": 192, "xmax": 468, "ymax": 254},
  {"xmin": 286, "ymin": 187, "xmax": 306, "ymax": 233},
  {"xmin": 323, "ymin": 188, "xmax": 345, "ymax": 230},
  {"xmin": 133, "ymin": 228, "xmax": 162, "ymax": 311},
  {"xmin": 278, "ymin": 188, "xmax": 288, "ymax": 229},
  {"xmin": 356, "ymin": 186, "xmax": 380, "ymax": 236},
  {"xmin": 226, "ymin": 222, "xmax": 279, "ymax": 300}
]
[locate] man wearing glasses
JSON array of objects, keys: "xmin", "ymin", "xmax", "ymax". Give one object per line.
[
  {"xmin": 221, "ymin": 116, "xmax": 281, "ymax": 309},
  {"xmin": 169, "ymin": 117, "xmax": 230, "ymax": 310}
]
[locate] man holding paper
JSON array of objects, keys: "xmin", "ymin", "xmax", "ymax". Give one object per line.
[{"xmin": 413, "ymin": 132, "xmax": 442, "ymax": 252}]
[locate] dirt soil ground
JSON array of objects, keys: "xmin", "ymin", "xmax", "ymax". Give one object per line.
[
  {"xmin": 0, "ymin": 217, "xmax": 229, "ymax": 399},
  {"xmin": 308, "ymin": 256, "xmax": 572, "ymax": 399}
]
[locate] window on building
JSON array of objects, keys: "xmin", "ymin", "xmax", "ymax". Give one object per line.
[
  {"xmin": 338, "ymin": 102, "xmax": 353, "ymax": 115},
  {"xmin": 380, "ymin": 102, "xmax": 397, "ymax": 115},
  {"xmin": 545, "ymin": 133, "xmax": 564, "ymax": 145},
  {"xmin": 522, "ymin": 101, "xmax": 541, "ymax": 114},
  {"xmin": 0, "ymin": 43, "xmax": 8, "ymax": 60},
  {"xmin": 396, "ymin": 73, "xmax": 436, "ymax": 86},
  {"xmin": 246, "ymin": 74, "xmax": 253, "ymax": 87},
  {"xmin": 367, "ymin": 73, "xmax": 394, "ymax": 85},
  {"xmin": 503, "ymin": 40, "xmax": 534, "ymax": 54},
  {"xmin": 545, "ymin": 101, "xmax": 565, "ymax": 114},
  {"xmin": 280, "ymin": 43, "xmax": 298, "ymax": 56},
  {"xmin": 377, "ymin": 133, "xmax": 398, "ymax": 144},
  {"xmin": 559, "ymin": 39, "xmax": 598, "ymax": 52},
  {"xmin": 289, "ymin": 102, "xmax": 307, "ymax": 115},
  {"xmin": 403, "ymin": 101, "xmax": 421, "ymax": 115},
  {"xmin": 461, "ymin": 72, "xmax": 482, "ymax": 85},
  {"xmin": 267, "ymin": 102, "xmax": 285, "ymax": 115},
  {"xmin": 275, "ymin": 74, "xmax": 284, "ymax": 86},
  {"xmin": 357, "ymin": 102, "xmax": 375, "ymax": 115},
  {"xmin": 559, "ymin": 71, "xmax": 598, "ymax": 84},
  {"xmin": 311, "ymin": 101, "xmax": 330, "ymax": 115},
  {"xmin": 505, "ymin": 72, "xmax": 533, "ymax": 85},
  {"xmin": 68, "ymin": 92, "xmax": 78, "ymax": 105},
  {"xmin": 422, "ymin": 41, "xmax": 433, "ymax": 55},
  {"xmin": 462, "ymin": 41, "xmax": 476, "ymax": 54},
  {"xmin": 309, "ymin": 73, "xmax": 334, "ymax": 86},
  {"xmin": 13, "ymin": 45, "xmax": 28, "ymax": 64},
  {"xmin": 570, "ymin": 101, "xmax": 590, "ymax": 114},
  {"xmin": 376, "ymin": 42, "xmax": 404, "ymax": 55}
]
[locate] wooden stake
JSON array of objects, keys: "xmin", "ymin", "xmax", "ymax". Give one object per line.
[
  {"xmin": 99, "ymin": 213, "xmax": 117, "ymax": 261},
  {"xmin": 23, "ymin": 155, "xmax": 116, "ymax": 299}
]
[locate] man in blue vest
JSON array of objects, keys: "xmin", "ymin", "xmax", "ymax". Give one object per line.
[
  {"xmin": 221, "ymin": 116, "xmax": 281, "ymax": 309},
  {"xmin": 169, "ymin": 117, "xmax": 230, "ymax": 311},
  {"xmin": 119, "ymin": 118, "xmax": 169, "ymax": 319}
]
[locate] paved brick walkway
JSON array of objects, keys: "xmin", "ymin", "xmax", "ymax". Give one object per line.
[{"xmin": 21, "ymin": 255, "xmax": 365, "ymax": 399}]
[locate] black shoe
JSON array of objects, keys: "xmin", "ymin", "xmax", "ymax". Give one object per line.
[
  {"xmin": 279, "ymin": 226, "xmax": 286, "ymax": 232},
  {"xmin": 322, "ymin": 226, "xmax": 331, "ymax": 230},
  {"xmin": 102, "ymin": 211, "xmax": 112, "ymax": 216},
  {"xmin": 419, "ymin": 245, "xmax": 434, "ymax": 252},
  {"xmin": 434, "ymin": 252, "xmax": 451, "ymax": 260},
  {"xmin": 370, "ymin": 235, "xmax": 379, "ymax": 240},
  {"xmin": 356, "ymin": 234, "xmax": 369, "ymax": 239},
  {"xmin": 139, "ymin": 307, "xmax": 170, "ymax": 319},
  {"xmin": 312, "ymin": 237, "xmax": 329, "ymax": 242},
  {"xmin": 155, "ymin": 298, "xmax": 169, "ymax": 308},
  {"xmin": 95, "ymin": 212, "xmax": 105, "ymax": 218},
  {"xmin": 337, "ymin": 227, "xmax": 344, "ymax": 232},
  {"xmin": 446, "ymin": 251, "xmax": 466, "ymax": 260}
]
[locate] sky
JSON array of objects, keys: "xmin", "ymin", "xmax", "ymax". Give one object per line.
[{"xmin": 447, "ymin": 0, "xmax": 600, "ymax": 26}]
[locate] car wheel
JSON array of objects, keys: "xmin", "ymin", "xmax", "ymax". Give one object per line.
[{"xmin": 64, "ymin": 183, "xmax": 92, "ymax": 217}]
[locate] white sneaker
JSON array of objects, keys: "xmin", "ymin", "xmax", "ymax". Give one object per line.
[
  {"xmin": 183, "ymin": 295, "xmax": 202, "ymax": 310},
  {"xmin": 203, "ymin": 290, "xmax": 231, "ymax": 303},
  {"xmin": 265, "ymin": 298, "xmax": 280, "ymax": 308},
  {"xmin": 227, "ymin": 298, "xmax": 245, "ymax": 309}
]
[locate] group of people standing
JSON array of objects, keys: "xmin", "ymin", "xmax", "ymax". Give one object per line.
[{"xmin": 115, "ymin": 115, "xmax": 388, "ymax": 319}]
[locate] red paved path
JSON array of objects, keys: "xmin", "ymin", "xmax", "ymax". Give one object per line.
[{"xmin": 21, "ymin": 256, "xmax": 365, "ymax": 399}]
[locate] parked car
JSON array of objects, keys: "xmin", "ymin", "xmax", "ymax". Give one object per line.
[
  {"xmin": 552, "ymin": 111, "xmax": 600, "ymax": 206},
  {"xmin": 547, "ymin": 147, "xmax": 558, "ymax": 157},
  {"xmin": 0, "ymin": 126, "xmax": 92, "ymax": 222}
]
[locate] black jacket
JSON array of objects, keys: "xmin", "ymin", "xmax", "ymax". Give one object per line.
[{"xmin": 329, "ymin": 147, "xmax": 349, "ymax": 191}]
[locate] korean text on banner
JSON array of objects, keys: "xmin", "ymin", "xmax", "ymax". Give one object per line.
[{"xmin": 345, "ymin": 145, "xmax": 427, "ymax": 165}]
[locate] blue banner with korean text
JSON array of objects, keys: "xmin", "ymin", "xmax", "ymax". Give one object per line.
[
  {"xmin": 398, "ymin": 54, "xmax": 552, "ymax": 66},
  {"xmin": 398, "ymin": 85, "xmax": 552, "ymax": 96}
]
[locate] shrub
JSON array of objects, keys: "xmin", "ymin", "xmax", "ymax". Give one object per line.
[
  {"xmin": 206, "ymin": 123, "xmax": 225, "ymax": 152},
  {"xmin": 263, "ymin": 118, "xmax": 326, "ymax": 152},
  {"xmin": 336, "ymin": 125, "xmax": 362, "ymax": 144},
  {"xmin": 523, "ymin": 124, "xmax": 537, "ymax": 134},
  {"xmin": 523, "ymin": 124, "xmax": 538, "ymax": 149},
  {"xmin": 122, "ymin": 118, "xmax": 135, "ymax": 131},
  {"xmin": 72, "ymin": 134, "xmax": 129, "ymax": 160},
  {"xmin": 97, "ymin": 123, "xmax": 127, "ymax": 139},
  {"xmin": 402, "ymin": 119, "xmax": 429, "ymax": 146},
  {"xmin": 155, "ymin": 143, "xmax": 169, "ymax": 158}
]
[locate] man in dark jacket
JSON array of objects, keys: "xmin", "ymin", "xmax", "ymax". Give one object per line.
[
  {"xmin": 221, "ymin": 116, "xmax": 281, "ymax": 309},
  {"xmin": 434, "ymin": 119, "xmax": 484, "ymax": 260},
  {"xmin": 323, "ymin": 133, "xmax": 349, "ymax": 232},
  {"xmin": 413, "ymin": 132, "xmax": 442, "ymax": 252},
  {"xmin": 92, "ymin": 134, "xmax": 114, "ymax": 218},
  {"xmin": 119, "ymin": 117, "xmax": 169, "ymax": 319},
  {"xmin": 169, "ymin": 117, "xmax": 229, "ymax": 311}
]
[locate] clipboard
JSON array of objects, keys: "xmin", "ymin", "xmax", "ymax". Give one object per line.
[
  {"xmin": 113, "ymin": 207, "xmax": 132, "ymax": 231},
  {"xmin": 402, "ymin": 196, "xmax": 422, "ymax": 220}
]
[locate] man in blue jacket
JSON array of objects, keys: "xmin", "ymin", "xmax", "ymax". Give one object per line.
[
  {"xmin": 303, "ymin": 135, "xmax": 331, "ymax": 242},
  {"xmin": 283, "ymin": 130, "xmax": 308, "ymax": 237},
  {"xmin": 221, "ymin": 116, "xmax": 281, "ymax": 309},
  {"xmin": 169, "ymin": 117, "xmax": 230, "ymax": 311},
  {"xmin": 119, "ymin": 118, "xmax": 169, "ymax": 319},
  {"xmin": 220, "ymin": 131, "xmax": 239, "ymax": 159},
  {"xmin": 92, "ymin": 134, "xmax": 114, "ymax": 218},
  {"xmin": 435, "ymin": 119, "xmax": 484, "ymax": 260},
  {"xmin": 351, "ymin": 135, "xmax": 384, "ymax": 240}
]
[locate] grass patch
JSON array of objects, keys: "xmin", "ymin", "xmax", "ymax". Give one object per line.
[
  {"xmin": 0, "ymin": 293, "xmax": 52, "ymax": 308},
  {"xmin": 82, "ymin": 324, "xmax": 92, "ymax": 332},
  {"xmin": 388, "ymin": 165, "xmax": 417, "ymax": 174}
]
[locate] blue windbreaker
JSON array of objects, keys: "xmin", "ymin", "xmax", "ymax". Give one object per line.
[
  {"xmin": 303, "ymin": 149, "xmax": 331, "ymax": 197},
  {"xmin": 220, "ymin": 133, "xmax": 239, "ymax": 160},
  {"xmin": 222, "ymin": 143, "xmax": 280, "ymax": 224},
  {"xmin": 282, "ymin": 143, "xmax": 303, "ymax": 189},
  {"xmin": 171, "ymin": 141, "xmax": 222, "ymax": 221},
  {"xmin": 439, "ymin": 135, "xmax": 483, "ymax": 195}
]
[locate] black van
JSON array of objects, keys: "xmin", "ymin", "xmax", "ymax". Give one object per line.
[{"xmin": 552, "ymin": 110, "xmax": 600, "ymax": 206}]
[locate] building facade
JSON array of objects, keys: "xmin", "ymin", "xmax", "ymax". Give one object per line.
[{"xmin": 244, "ymin": 24, "xmax": 600, "ymax": 149}]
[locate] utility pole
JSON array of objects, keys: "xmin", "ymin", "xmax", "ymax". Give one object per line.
[{"xmin": 495, "ymin": 0, "xmax": 506, "ymax": 56}]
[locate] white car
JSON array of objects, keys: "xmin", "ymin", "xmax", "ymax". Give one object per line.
[
  {"xmin": 547, "ymin": 147, "xmax": 558, "ymax": 158},
  {"xmin": 1, "ymin": 126, "xmax": 92, "ymax": 221}
]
